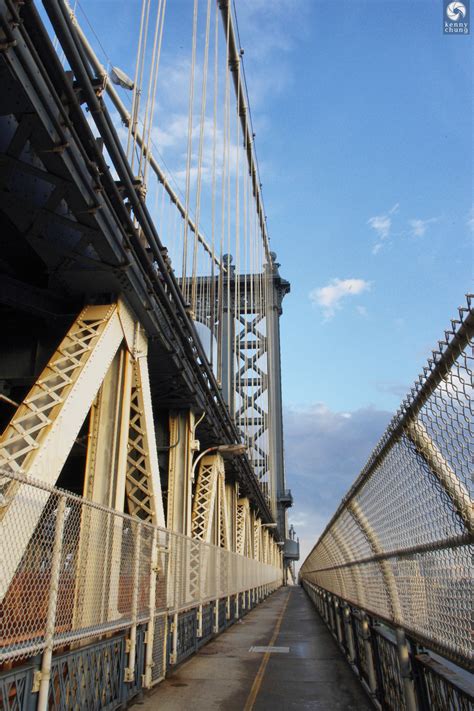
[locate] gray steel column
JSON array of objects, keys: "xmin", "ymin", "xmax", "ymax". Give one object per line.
[
  {"xmin": 220, "ymin": 255, "xmax": 235, "ymax": 416},
  {"xmin": 265, "ymin": 253, "xmax": 290, "ymax": 539}
]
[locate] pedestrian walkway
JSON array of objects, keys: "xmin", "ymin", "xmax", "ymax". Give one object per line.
[{"xmin": 137, "ymin": 587, "xmax": 371, "ymax": 710}]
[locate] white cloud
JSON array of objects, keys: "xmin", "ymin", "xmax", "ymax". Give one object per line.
[
  {"xmin": 284, "ymin": 403, "xmax": 392, "ymax": 572},
  {"xmin": 368, "ymin": 214, "xmax": 391, "ymax": 239},
  {"xmin": 310, "ymin": 278, "xmax": 371, "ymax": 320},
  {"xmin": 409, "ymin": 217, "xmax": 438, "ymax": 237},
  {"xmin": 368, "ymin": 203, "xmax": 399, "ymax": 254}
]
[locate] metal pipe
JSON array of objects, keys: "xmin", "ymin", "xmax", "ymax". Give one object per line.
[
  {"xmin": 360, "ymin": 613, "xmax": 378, "ymax": 696},
  {"xmin": 124, "ymin": 520, "xmax": 141, "ymax": 682},
  {"xmin": 343, "ymin": 604, "xmax": 356, "ymax": 663},
  {"xmin": 348, "ymin": 500, "xmax": 402, "ymax": 624},
  {"xmin": 405, "ymin": 419, "xmax": 473, "ymax": 531},
  {"xmin": 299, "ymin": 531, "xmax": 471, "ymax": 575},
  {"xmin": 395, "ymin": 628, "xmax": 419, "ymax": 711},
  {"xmin": 143, "ymin": 527, "xmax": 159, "ymax": 688},
  {"xmin": 37, "ymin": 495, "xmax": 66, "ymax": 711},
  {"xmin": 0, "ymin": 393, "xmax": 19, "ymax": 407}
]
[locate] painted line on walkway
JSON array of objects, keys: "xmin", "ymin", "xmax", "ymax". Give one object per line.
[{"xmin": 243, "ymin": 591, "xmax": 292, "ymax": 711}]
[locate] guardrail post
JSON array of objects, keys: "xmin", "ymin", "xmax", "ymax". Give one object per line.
[
  {"xmin": 197, "ymin": 605, "xmax": 203, "ymax": 638},
  {"xmin": 214, "ymin": 598, "xmax": 219, "ymax": 633},
  {"xmin": 330, "ymin": 597, "xmax": 336, "ymax": 633},
  {"xmin": 143, "ymin": 528, "xmax": 159, "ymax": 688},
  {"xmin": 37, "ymin": 495, "xmax": 66, "ymax": 711},
  {"xmin": 170, "ymin": 612, "xmax": 178, "ymax": 665},
  {"xmin": 124, "ymin": 521, "xmax": 141, "ymax": 683},
  {"xmin": 235, "ymin": 592, "xmax": 239, "ymax": 619},
  {"xmin": 360, "ymin": 613, "xmax": 378, "ymax": 697},
  {"xmin": 334, "ymin": 599, "xmax": 343, "ymax": 645},
  {"xmin": 327, "ymin": 594, "xmax": 332, "ymax": 626},
  {"xmin": 395, "ymin": 628, "xmax": 418, "ymax": 711},
  {"xmin": 343, "ymin": 604, "xmax": 355, "ymax": 663}
]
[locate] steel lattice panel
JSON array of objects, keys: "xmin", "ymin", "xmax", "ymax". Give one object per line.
[
  {"xmin": 0, "ymin": 664, "xmax": 36, "ymax": 711},
  {"xmin": 47, "ymin": 635, "xmax": 126, "ymax": 711}
]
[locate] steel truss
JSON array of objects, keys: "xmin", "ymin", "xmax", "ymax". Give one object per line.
[{"xmin": 0, "ymin": 300, "xmax": 164, "ymax": 599}]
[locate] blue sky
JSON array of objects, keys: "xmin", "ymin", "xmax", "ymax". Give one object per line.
[
  {"xmin": 45, "ymin": 0, "xmax": 472, "ymax": 564},
  {"xmin": 230, "ymin": 0, "xmax": 472, "ymax": 563}
]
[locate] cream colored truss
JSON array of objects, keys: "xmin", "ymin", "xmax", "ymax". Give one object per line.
[
  {"xmin": 0, "ymin": 301, "xmax": 164, "ymax": 600},
  {"xmin": 217, "ymin": 469, "xmax": 231, "ymax": 550},
  {"xmin": 253, "ymin": 518, "xmax": 261, "ymax": 561},
  {"xmin": 191, "ymin": 453, "xmax": 225, "ymax": 543},
  {"xmin": 189, "ymin": 454, "xmax": 230, "ymax": 601},
  {"xmin": 262, "ymin": 528, "xmax": 270, "ymax": 564},
  {"xmin": 236, "ymin": 497, "xmax": 252, "ymax": 558},
  {"xmin": 166, "ymin": 411, "xmax": 195, "ymax": 535},
  {"xmin": 126, "ymin": 354, "xmax": 165, "ymax": 526}
]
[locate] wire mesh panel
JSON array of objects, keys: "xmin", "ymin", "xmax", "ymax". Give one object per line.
[
  {"xmin": 300, "ymin": 298, "xmax": 473, "ymax": 669},
  {"xmin": 150, "ymin": 614, "xmax": 167, "ymax": 686},
  {"xmin": 0, "ymin": 470, "xmax": 281, "ymax": 665}
]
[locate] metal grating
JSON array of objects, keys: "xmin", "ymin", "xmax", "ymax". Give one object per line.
[
  {"xmin": 47, "ymin": 635, "xmax": 126, "ymax": 711},
  {"xmin": 176, "ymin": 610, "xmax": 197, "ymax": 664},
  {"xmin": 0, "ymin": 664, "xmax": 36, "ymax": 711},
  {"xmin": 218, "ymin": 598, "xmax": 227, "ymax": 630},
  {"xmin": 151, "ymin": 614, "xmax": 167, "ymax": 685},
  {"xmin": 199, "ymin": 603, "xmax": 214, "ymax": 645}
]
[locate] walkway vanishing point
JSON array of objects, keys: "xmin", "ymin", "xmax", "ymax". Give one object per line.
[{"xmin": 138, "ymin": 587, "xmax": 371, "ymax": 711}]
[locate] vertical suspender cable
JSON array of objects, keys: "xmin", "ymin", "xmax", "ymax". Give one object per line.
[
  {"xmin": 182, "ymin": 0, "xmax": 199, "ymax": 306},
  {"xmin": 191, "ymin": 0, "xmax": 212, "ymax": 314},
  {"xmin": 209, "ymin": 5, "xmax": 219, "ymax": 367}
]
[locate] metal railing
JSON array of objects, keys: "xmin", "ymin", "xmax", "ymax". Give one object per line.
[
  {"xmin": 300, "ymin": 297, "xmax": 473, "ymax": 681},
  {"xmin": 303, "ymin": 581, "xmax": 473, "ymax": 711},
  {"xmin": 0, "ymin": 469, "xmax": 282, "ymax": 670}
]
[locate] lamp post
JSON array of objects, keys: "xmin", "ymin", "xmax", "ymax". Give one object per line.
[{"xmin": 191, "ymin": 443, "xmax": 247, "ymax": 481}]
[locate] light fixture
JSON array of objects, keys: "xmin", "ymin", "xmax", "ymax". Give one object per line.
[
  {"xmin": 110, "ymin": 66, "xmax": 134, "ymax": 91},
  {"xmin": 191, "ymin": 443, "xmax": 247, "ymax": 481},
  {"xmin": 216, "ymin": 443, "xmax": 247, "ymax": 455}
]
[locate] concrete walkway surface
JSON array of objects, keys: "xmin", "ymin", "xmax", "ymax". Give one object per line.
[{"xmin": 134, "ymin": 587, "xmax": 371, "ymax": 710}]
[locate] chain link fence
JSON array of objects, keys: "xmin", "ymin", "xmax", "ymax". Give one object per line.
[
  {"xmin": 300, "ymin": 297, "xmax": 473, "ymax": 670},
  {"xmin": 0, "ymin": 470, "xmax": 282, "ymax": 664}
]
